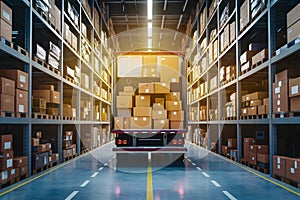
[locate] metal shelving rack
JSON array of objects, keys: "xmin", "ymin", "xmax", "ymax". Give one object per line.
[
  {"xmin": 0, "ymin": 0, "xmax": 114, "ymax": 175},
  {"xmin": 186, "ymin": 0, "xmax": 300, "ymax": 176}
]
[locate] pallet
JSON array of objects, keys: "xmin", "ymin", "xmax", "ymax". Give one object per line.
[
  {"xmin": 258, "ymin": 114, "xmax": 269, "ymax": 119},
  {"xmin": 1, "ymin": 37, "xmax": 29, "ymax": 57},
  {"xmin": 63, "ymin": 153, "xmax": 77, "ymax": 162},
  {"xmin": 48, "ymin": 115, "xmax": 60, "ymax": 120},
  {"xmin": 221, "ymin": 75, "xmax": 236, "ymax": 86},
  {"xmin": 0, "ymin": 111, "xmax": 15, "ymax": 118},
  {"xmin": 240, "ymin": 115, "xmax": 258, "ymax": 120},
  {"xmin": 230, "ymin": 156, "xmax": 237, "ymax": 162},
  {"xmin": 33, "ymin": 56, "xmax": 60, "ymax": 76},
  {"xmin": 256, "ymin": 165, "xmax": 269, "ymax": 174},
  {"xmin": 82, "ymin": 149, "xmax": 89, "ymax": 154},
  {"xmin": 32, "ymin": 164, "xmax": 51, "ymax": 175},
  {"xmin": 0, "ymin": 178, "xmax": 17, "ymax": 189},
  {"xmin": 272, "ymin": 174, "xmax": 300, "ymax": 189},
  {"xmin": 222, "ymin": 116, "xmax": 237, "ymax": 121},
  {"xmin": 32, "ymin": 113, "xmax": 49, "ymax": 119},
  {"xmin": 15, "ymin": 112, "xmax": 28, "ymax": 118},
  {"xmin": 252, "ymin": 58, "xmax": 268, "ymax": 68},
  {"xmin": 63, "ymin": 116, "xmax": 76, "ymax": 121},
  {"xmin": 64, "ymin": 75, "xmax": 75, "ymax": 84}
]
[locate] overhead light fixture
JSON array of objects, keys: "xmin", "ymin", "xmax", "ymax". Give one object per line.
[
  {"xmin": 164, "ymin": 0, "xmax": 167, "ymax": 11},
  {"xmin": 148, "ymin": 22, "xmax": 152, "ymax": 37},
  {"xmin": 161, "ymin": 15, "xmax": 165, "ymax": 29},
  {"xmin": 177, "ymin": 15, "xmax": 183, "ymax": 30},
  {"xmin": 147, "ymin": 0, "xmax": 153, "ymax": 20},
  {"xmin": 183, "ymin": 0, "xmax": 189, "ymax": 12}
]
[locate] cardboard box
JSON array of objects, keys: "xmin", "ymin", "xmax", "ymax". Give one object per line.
[
  {"xmin": 256, "ymin": 145, "xmax": 269, "ymax": 154},
  {"xmin": 117, "ymin": 108, "xmax": 132, "ymax": 117},
  {"xmin": 249, "ymin": 92, "xmax": 268, "ymax": 100},
  {"xmin": 64, "ymin": 23, "xmax": 72, "ymax": 43},
  {"xmin": 275, "ymin": 69, "xmax": 288, "ymax": 82},
  {"xmin": 143, "ymin": 55, "xmax": 157, "ymax": 67},
  {"xmin": 241, "ymin": 61, "xmax": 251, "ymax": 73},
  {"xmin": 166, "ymin": 92, "xmax": 180, "ymax": 101},
  {"xmin": 155, "ymin": 98, "xmax": 165, "ymax": 104},
  {"xmin": 32, "ymin": 90, "xmax": 60, "ymax": 104},
  {"xmin": 166, "ymin": 101, "xmax": 182, "ymax": 111},
  {"xmin": 0, "ymin": 70, "xmax": 28, "ymax": 91},
  {"xmin": 18, "ymin": 164, "xmax": 28, "ymax": 175},
  {"xmin": 154, "ymin": 82, "xmax": 170, "ymax": 94},
  {"xmin": 257, "ymin": 105, "xmax": 266, "ymax": 115},
  {"xmin": 124, "ymin": 86, "xmax": 134, "ymax": 92},
  {"xmin": 250, "ymin": 99, "xmax": 262, "ymax": 106},
  {"xmin": 71, "ymin": 33, "xmax": 78, "ymax": 51},
  {"xmin": 287, "ymin": 3, "xmax": 300, "ymax": 28},
  {"xmin": 0, "ymin": 18, "xmax": 11, "ymax": 41},
  {"xmin": 247, "ymin": 106, "xmax": 257, "ymax": 115},
  {"xmin": 116, "ymin": 95, "xmax": 133, "ymax": 108},
  {"xmin": 45, "ymin": 143, "xmax": 51, "ymax": 151},
  {"xmin": 8, "ymin": 168, "xmax": 16, "ymax": 180},
  {"xmin": 119, "ymin": 91, "xmax": 134, "ymax": 96},
  {"xmin": 138, "ymin": 83, "xmax": 154, "ymax": 94},
  {"xmin": 285, "ymin": 157, "xmax": 300, "ymax": 182},
  {"xmin": 38, "ymin": 84, "xmax": 54, "ymax": 91},
  {"xmin": 240, "ymin": 0, "xmax": 250, "ymax": 30},
  {"xmin": 252, "ymin": 49, "xmax": 268, "ymax": 66},
  {"xmin": 130, "ymin": 117, "xmax": 151, "ymax": 129},
  {"xmin": 168, "ymin": 111, "xmax": 184, "ymax": 121},
  {"xmin": 0, "ymin": 77, "xmax": 15, "ymax": 96},
  {"xmin": 228, "ymin": 138, "xmax": 237, "ymax": 148},
  {"xmin": 170, "ymin": 121, "xmax": 184, "ymax": 129},
  {"xmin": 288, "ymin": 20, "xmax": 300, "ymax": 43},
  {"xmin": 33, "ymin": 144, "xmax": 47, "ymax": 153},
  {"xmin": 290, "ymin": 96, "xmax": 300, "ymax": 111},
  {"xmin": 152, "ymin": 103, "xmax": 164, "ymax": 110},
  {"xmin": 230, "ymin": 21, "xmax": 236, "ymax": 43},
  {"xmin": 133, "ymin": 107, "xmax": 152, "ymax": 117},
  {"xmin": 13, "ymin": 156, "xmax": 28, "ymax": 168},
  {"xmin": 160, "ymin": 66, "xmax": 179, "ymax": 83},
  {"xmin": 249, "ymin": 152, "xmax": 257, "ymax": 165},
  {"xmin": 15, "ymin": 89, "xmax": 28, "ymax": 113},
  {"xmin": 0, "ymin": 94, "xmax": 14, "ymax": 112},
  {"xmin": 0, "ymin": 135, "xmax": 12, "ymax": 152},
  {"xmin": 222, "ymin": 145, "xmax": 232, "ymax": 155},
  {"xmin": 249, "ymin": 145, "xmax": 257, "ymax": 153},
  {"xmin": 273, "ymin": 155, "xmax": 286, "ymax": 177},
  {"xmin": 0, "ymin": 1, "xmax": 12, "ymax": 25},
  {"xmin": 32, "ymin": 138, "xmax": 40, "ymax": 147},
  {"xmin": 289, "ymin": 77, "xmax": 300, "ymax": 97},
  {"xmin": 32, "ymin": 152, "xmax": 49, "ymax": 169},
  {"xmin": 244, "ymin": 138, "xmax": 256, "ymax": 161},
  {"xmin": 240, "ymin": 50, "xmax": 259, "ymax": 65},
  {"xmin": 0, "ymin": 171, "xmax": 8, "ymax": 183},
  {"xmin": 273, "ymin": 80, "xmax": 289, "ymax": 113},
  {"xmin": 152, "ymin": 110, "xmax": 167, "ymax": 119},
  {"xmin": 1, "ymin": 150, "xmax": 13, "ymax": 159},
  {"xmin": 263, "ymin": 98, "xmax": 269, "ymax": 105},
  {"xmin": 257, "ymin": 153, "xmax": 269, "ymax": 163},
  {"xmin": 153, "ymin": 119, "xmax": 169, "ymax": 129},
  {"xmin": 0, "ymin": 157, "xmax": 12, "ymax": 170},
  {"xmin": 141, "ymin": 67, "xmax": 158, "ymax": 77},
  {"xmin": 123, "ymin": 117, "xmax": 130, "ymax": 129},
  {"xmin": 135, "ymin": 95, "xmax": 150, "ymax": 107},
  {"xmin": 114, "ymin": 117, "xmax": 124, "ymax": 129},
  {"xmin": 241, "ymin": 108, "xmax": 248, "ymax": 116}
]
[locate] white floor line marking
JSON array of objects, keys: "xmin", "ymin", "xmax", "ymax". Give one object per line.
[
  {"xmin": 65, "ymin": 191, "xmax": 79, "ymax": 200},
  {"xmin": 211, "ymin": 180, "xmax": 221, "ymax": 187},
  {"xmin": 91, "ymin": 172, "xmax": 99, "ymax": 178},
  {"xmin": 192, "ymin": 162, "xmax": 196, "ymax": 166},
  {"xmin": 196, "ymin": 167, "xmax": 202, "ymax": 171},
  {"xmin": 98, "ymin": 167, "xmax": 104, "ymax": 171},
  {"xmin": 202, "ymin": 172, "xmax": 210, "ymax": 178},
  {"xmin": 104, "ymin": 163, "xmax": 108, "ymax": 166},
  {"xmin": 80, "ymin": 180, "xmax": 90, "ymax": 187},
  {"xmin": 222, "ymin": 191, "xmax": 237, "ymax": 200},
  {"xmin": 184, "ymin": 156, "xmax": 188, "ymax": 158},
  {"xmin": 187, "ymin": 159, "xmax": 191, "ymax": 162}
]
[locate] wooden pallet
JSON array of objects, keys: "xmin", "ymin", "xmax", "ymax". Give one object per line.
[
  {"xmin": 82, "ymin": 149, "xmax": 89, "ymax": 154},
  {"xmin": 252, "ymin": 58, "xmax": 268, "ymax": 68},
  {"xmin": 258, "ymin": 114, "xmax": 269, "ymax": 119},
  {"xmin": 0, "ymin": 111, "xmax": 15, "ymax": 117},
  {"xmin": 63, "ymin": 116, "xmax": 76, "ymax": 121},
  {"xmin": 273, "ymin": 112, "xmax": 290, "ymax": 118},
  {"xmin": 1, "ymin": 37, "xmax": 29, "ymax": 57},
  {"xmin": 15, "ymin": 173, "xmax": 29, "ymax": 183},
  {"xmin": 32, "ymin": 113, "xmax": 49, "ymax": 119},
  {"xmin": 272, "ymin": 174, "xmax": 300, "ymax": 189},
  {"xmin": 222, "ymin": 116, "xmax": 237, "ymax": 121},
  {"xmin": 63, "ymin": 154, "xmax": 77, "ymax": 162},
  {"xmin": 15, "ymin": 112, "xmax": 28, "ymax": 118},
  {"xmin": 48, "ymin": 115, "xmax": 60, "ymax": 120},
  {"xmin": 0, "ymin": 178, "xmax": 17, "ymax": 189},
  {"xmin": 32, "ymin": 164, "xmax": 51, "ymax": 175},
  {"xmin": 33, "ymin": 56, "xmax": 60, "ymax": 76},
  {"xmin": 288, "ymin": 111, "xmax": 300, "ymax": 117},
  {"xmin": 230, "ymin": 156, "xmax": 237, "ymax": 162},
  {"xmin": 256, "ymin": 165, "xmax": 269, "ymax": 174},
  {"xmin": 64, "ymin": 75, "xmax": 75, "ymax": 84},
  {"xmin": 240, "ymin": 115, "xmax": 258, "ymax": 120}
]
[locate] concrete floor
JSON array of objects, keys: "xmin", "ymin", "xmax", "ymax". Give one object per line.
[{"xmin": 0, "ymin": 142, "xmax": 300, "ymax": 200}]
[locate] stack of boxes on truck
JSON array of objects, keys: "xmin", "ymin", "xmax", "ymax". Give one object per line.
[
  {"xmin": 273, "ymin": 156, "xmax": 300, "ymax": 184},
  {"xmin": 241, "ymin": 92, "xmax": 268, "ymax": 117},
  {"xmin": 0, "ymin": 1, "xmax": 12, "ymax": 42},
  {"xmin": 32, "ymin": 132, "xmax": 59, "ymax": 172},
  {"xmin": 63, "ymin": 131, "xmax": 77, "ymax": 160},
  {"xmin": 240, "ymin": 0, "xmax": 266, "ymax": 31},
  {"xmin": 32, "ymin": 84, "xmax": 60, "ymax": 117},
  {"xmin": 0, "ymin": 69, "xmax": 29, "ymax": 116}
]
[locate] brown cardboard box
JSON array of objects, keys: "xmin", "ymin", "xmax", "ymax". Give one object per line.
[
  {"xmin": 230, "ymin": 21, "xmax": 236, "ymax": 43},
  {"xmin": 135, "ymin": 95, "xmax": 151, "ymax": 107},
  {"xmin": 240, "ymin": 50, "xmax": 259, "ymax": 65},
  {"xmin": 285, "ymin": 157, "xmax": 300, "ymax": 182},
  {"xmin": 116, "ymin": 95, "xmax": 133, "ymax": 108},
  {"xmin": 289, "ymin": 77, "xmax": 300, "ymax": 97},
  {"xmin": 143, "ymin": 55, "xmax": 157, "ymax": 67},
  {"xmin": 240, "ymin": 61, "xmax": 251, "ymax": 73},
  {"xmin": 227, "ymin": 138, "xmax": 237, "ymax": 148},
  {"xmin": 71, "ymin": 33, "xmax": 78, "ymax": 51},
  {"xmin": 155, "ymin": 98, "xmax": 165, "ymax": 104},
  {"xmin": 256, "ymin": 145, "xmax": 269, "ymax": 154},
  {"xmin": 0, "ymin": 18, "xmax": 11, "ymax": 41},
  {"xmin": 15, "ymin": 89, "xmax": 28, "ymax": 113},
  {"xmin": 165, "ymin": 92, "xmax": 181, "ymax": 101},
  {"xmin": 32, "ymin": 90, "xmax": 60, "ymax": 104},
  {"xmin": 153, "ymin": 103, "xmax": 164, "ymax": 110},
  {"xmin": 263, "ymin": 98, "xmax": 269, "ymax": 105},
  {"xmin": 222, "ymin": 145, "xmax": 232, "ymax": 155},
  {"xmin": 249, "ymin": 152, "xmax": 257, "ymax": 165},
  {"xmin": 52, "ymin": 153, "xmax": 59, "ymax": 162},
  {"xmin": 0, "ymin": 70, "xmax": 28, "ymax": 91},
  {"xmin": 152, "ymin": 110, "xmax": 167, "ymax": 119},
  {"xmin": 45, "ymin": 143, "xmax": 51, "ymax": 151},
  {"xmin": 130, "ymin": 117, "xmax": 151, "ymax": 129},
  {"xmin": 154, "ymin": 82, "xmax": 170, "ymax": 94},
  {"xmin": 290, "ymin": 96, "xmax": 300, "ymax": 111},
  {"xmin": 19, "ymin": 165, "xmax": 28, "ymax": 176},
  {"xmin": 240, "ymin": 0, "xmax": 250, "ymax": 30},
  {"xmin": 141, "ymin": 67, "xmax": 158, "ymax": 77},
  {"xmin": 249, "ymin": 145, "xmax": 257, "ymax": 153},
  {"xmin": 1, "ymin": 150, "xmax": 13, "ymax": 159},
  {"xmin": 0, "ymin": 135, "xmax": 12, "ymax": 152},
  {"xmin": 273, "ymin": 80, "xmax": 289, "ymax": 113},
  {"xmin": 273, "ymin": 155, "xmax": 286, "ymax": 177},
  {"xmin": 0, "ymin": 171, "xmax": 8, "ymax": 183},
  {"xmin": 32, "ymin": 138, "xmax": 40, "ymax": 147},
  {"xmin": 258, "ymin": 105, "xmax": 266, "ymax": 115},
  {"xmin": 13, "ymin": 156, "xmax": 28, "ymax": 168},
  {"xmin": 0, "ymin": 94, "xmax": 14, "ymax": 112},
  {"xmin": 38, "ymin": 84, "xmax": 54, "ymax": 91},
  {"xmin": 170, "ymin": 121, "xmax": 184, "ymax": 129},
  {"xmin": 247, "ymin": 106, "xmax": 257, "ymax": 115},
  {"xmin": 138, "ymin": 83, "xmax": 154, "ymax": 94},
  {"xmin": 275, "ymin": 69, "xmax": 288, "ymax": 82},
  {"xmin": 119, "ymin": 91, "xmax": 134, "ymax": 96},
  {"xmin": 123, "ymin": 117, "xmax": 131, "ymax": 129},
  {"xmin": 117, "ymin": 108, "xmax": 132, "ymax": 117},
  {"xmin": 249, "ymin": 92, "xmax": 268, "ymax": 100},
  {"xmin": 133, "ymin": 107, "xmax": 152, "ymax": 117},
  {"xmin": 0, "ymin": 1, "xmax": 12, "ymax": 25},
  {"xmin": 241, "ymin": 108, "xmax": 248, "ymax": 116},
  {"xmin": 37, "ymin": 144, "xmax": 47, "ymax": 153},
  {"xmin": 287, "ymin": 3, "xmax": 300, "ymax": 28},
  {"xmin": 250, "ymin": 100, "xmax": 262, "ymax": 106},
  {"xmin": 244, "ymin": 138, "xmax": 256, "ymax": 161},
  {"xmin": 288, "ymin": 20, "xmax": 300, "ymax": 43},
  {"xmin": 257, "ymin": 153, "xmax": 269, "ymax": 163},
  {"xmin": 124, "ymin": 86, "xmax": 134, "ymax": 92},
  {"xmin": 0, "ymin": 77, "xmax": 15, "ymax": 96},
  {"xmin": 8, "ymin": 168, "xmax": 16, "ymax": 180},
  {"xmin": 166, "ymin": 101, "xmax": 182, "ymax": 111},
  {"xmin": 0, "ymin": 157, "xmax": 12, "ymax": 170},
  {"xmin": 168, "ymin": 111, "xmax": 184, "ymax": 121},
  {"xmin": 153, "ymin": 119, "xmax": 169, "ymax": 129},
  {"xmin": 114, "ymin": 117, "xmax": 124, "ymax": 129},
  {"xmin": 160, "ymin": 66, "xmax": 179, "ymax": 83},
  {"xmin": 252, "ymin": 49, "xmax": 268, "ymax": 66}
]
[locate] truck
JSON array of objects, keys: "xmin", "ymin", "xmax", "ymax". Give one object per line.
[{"xmin": 112, "ymin": 52, "xmax": 187, "ymax": 167}]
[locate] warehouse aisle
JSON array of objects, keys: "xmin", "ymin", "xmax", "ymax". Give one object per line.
[{"xmin": 0, "ymin": 142, "xmax": 300, "ymax": 200}]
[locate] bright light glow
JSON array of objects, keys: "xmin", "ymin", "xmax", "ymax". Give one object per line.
[
  {"xmin": 164, "ymin": 0, "xmax": 167, "ymax": 11},
  {"xmin": 148, "ymin": 22, "xmax": 152, "ymax": 37},
  {"xmin": 148, "ymin": 38, "xmax": 152, "ymax": 48},
  {"xmin": 161, "ymin": 15, "xmax": 165, "ymax": 29},
  {"xmin": 147, "ymin": 0, "xmax": 153, "ymax": 20},
  {"xmin": 177, "ymin": 15, "xmax": 183, "ymax": 30}
]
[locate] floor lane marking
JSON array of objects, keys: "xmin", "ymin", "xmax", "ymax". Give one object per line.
[
  {"xmin": 65, "ymin": 191, "xmax": 79, "ymax": 200},
  {"xmin": 98, "ymin": 167, "xmax": 104, "ymax": 171},
  {"xmin": 187, "ymin": 159, "xmax": 191, "ymax": 162},
  {"xmin": 202, "ymin": 172, "xmax": 210, "ymax": 178},
  {"xmin": 146, "ymin": 153, "xmax": 153, "ymax": 200},
  {"xmin": 192, "ymin": 162, "xmax": 196, "ymax": 166},
  {"xmin": 91, "ymin": 172, "xmax": 99, "ymax": 178},
  {"xmin": 104, "ymin": 163, "xmax": 108, "ymax": 166},
  {"xmin": 196, "ymin": 167, "xmax": 202, "ymax": 171},
  {"xmin": 211, "ymin": 180, "xmax": 221, "ymax": 187},
  {"xmin": 80, "ymin": 180, "xmax": 90, "ymax": 188},
  {"xmin": 222, "ymin": 191, "xmax": 237, "ymax": 200}
]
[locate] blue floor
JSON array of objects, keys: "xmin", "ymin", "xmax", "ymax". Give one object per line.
[{"xmin": 0, "ymin": 142, "xmax": 300, "ymax": 200}]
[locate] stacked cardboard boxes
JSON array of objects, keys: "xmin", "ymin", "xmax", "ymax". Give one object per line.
[
  {"xmin": 224, "ymin": 92, "xmax": 237, "ymax": 118},
  {"xmin": 287, "ymin": 3, "xmax": 300, "ymax": 43},
  {"xmin": 243, "ymin": 138, "xmax": 256, "ymax": 162},
  {"xmin": 249, "ymin": 144, "xmax": 269, "ymax": 167},
  {"xmin": 13, "ymin": 156, "xmax": 28, "ymax": 178},
  {"xmin": 273, "ymin": 155, "xmax": 287, "ymax": 178},
  {"xmin": 0, "ymin": 135, "xmax": 15, "ymax": 183},
  {"xmin": 241, "ymin": 91, "xmax": 268, "ymax": 116},
  {"xmin": 273, "ymin": 155, "xmax": 300, "ymax": 182},
  {"xmin": 289, "ymin": 76, "xmax": 300, "ymax": 111},
  {"xmin": 48, "ymin": 0, "xmax": 61, "ymax": 31},
  {"xmin": 66, "ymin": 1, "xmax": 79, "ymax": 27},
  {"xmin": 81, "ymin": 100, "xmax": 91, "ymax": 120},
  {"xmin": 273, "ymin": 70, "xmax": 289, "ymax": 113},
  {"xmin": 63, "ymin": 131, "xmax": 76, "ymax": 159},
  {"xmin": 0, "ymin": 69, "xmax": 29, "ymax": 114},
  {"xmin": 240, "ymin": 0, "xmax": 250, "ymax": 31},
  {"xmin": 0, "ymin": 1, "xmax": 12, "ymax": 41},
  {"xmin": 257, "ymin": 98, "xmax": 269, "ymax": 115}
]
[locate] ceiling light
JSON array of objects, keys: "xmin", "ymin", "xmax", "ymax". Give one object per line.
[
  {"xmin": 177, "ymin": 15, "xmax": 183, "ymax": 30},
  {"xmin": 148, "ymin": 22, "xmax": 152, "ymax": 37},
  {"xmin": 161, "ymin": 15, "xmax": 165, "ymax": 29},
  {"xmin": 164, "ymin": 0, "xmax": 167, "ymax": 11},
  {"xmin": 183, "ymin": 0, "xmax": 189, "ymax": 12},
  {"xmin": 147, "ymin": 0, "xmax": 153, "ymax": 20}
]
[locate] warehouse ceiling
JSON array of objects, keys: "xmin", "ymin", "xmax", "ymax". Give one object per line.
[{"xmin": 105, "ymin": 0, "xmax": 197, "ymax": 51}]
